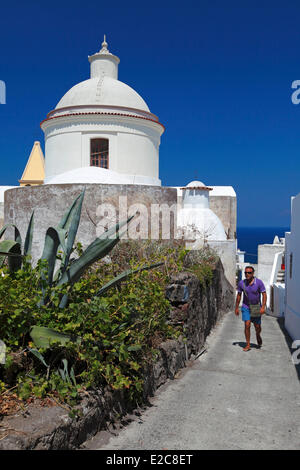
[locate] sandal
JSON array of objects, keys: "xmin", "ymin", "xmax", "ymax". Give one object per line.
[{"xmin": 243, "ymin": 345, "xmax": 251, "ymax": 351}]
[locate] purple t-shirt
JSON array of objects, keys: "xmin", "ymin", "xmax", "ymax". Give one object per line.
[{"xmin": 237, "ymin": 277, "xmax": 266, "ymax": 308}]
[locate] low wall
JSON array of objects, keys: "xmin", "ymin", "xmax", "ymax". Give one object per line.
[
  {"xmin": 0, "ymin": 186, "xmax": 16, "ymax": 230},
  {"xmin": 4, "ymin": 184, "xmax": 236, "ymax": 289},
  {"xmin": 0, "ymin": 260, "xmax": 234, "ymax": 450},
  {"xmin": 4, "ymin": 184, "xmax": 178, "ymax": 264}
]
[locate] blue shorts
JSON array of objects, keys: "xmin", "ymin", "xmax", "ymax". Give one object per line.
[{"xmin": 241, "ymin": 306, "xmax": 261, "ymax": 324}]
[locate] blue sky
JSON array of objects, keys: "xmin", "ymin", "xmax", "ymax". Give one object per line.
[{"xmin": 0, "ymin": 0, "xmax": 299, "ymax": 227}]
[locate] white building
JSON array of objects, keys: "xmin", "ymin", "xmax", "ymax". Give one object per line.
[
  {"xmin": 176, "ymin": 181, "xmax": 236, "ymax": 287},
  {"xmin": 177, "ymin": 180, "xmax": 226, "ymax": 244},
  {"xmin": 1, "ymin": 37, "xmax": 237, "ymax": 289},
  {"xmin": 41, "ymin": 37, "xmax": 164, "ymax": 187},
  {"xmin": 285, "ymin": 193, "xmax": 300, "ymax": 340},
  {"xmin": 257, "ymin": 236, "xmax": 285, "ymax": 311}
]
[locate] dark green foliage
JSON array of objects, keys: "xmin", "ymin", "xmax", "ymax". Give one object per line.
[{"xmin": 0, "ymin": 231, "xmax": 217, "ymax": 408}]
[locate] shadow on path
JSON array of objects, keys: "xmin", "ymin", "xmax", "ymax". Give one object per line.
[{"xmin": 232, "ymin": 341, "xmax": 262, "ymax": 350}]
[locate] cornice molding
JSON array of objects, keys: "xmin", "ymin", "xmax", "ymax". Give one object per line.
[
  {"xmin": 41, "ymin": 112, "xmax": 165, "ymax": 135},
  {"xmin": 47, "ymin": 104, "xmax": 159, "ymax": 121}
]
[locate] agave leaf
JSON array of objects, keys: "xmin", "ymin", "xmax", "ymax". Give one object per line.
[
  {"xmin": 30, "ymin": 325, "xmax": 81, "ymax": 349},
  {"xmin": 70, "ymin": 365, "xmax": 76, "ymax": 386},
  {"xmin": 28, "ymin": 347, "xmax": 49, "ymax": 368},
  {"xmin": 61, "ymin": 358, "xmax": 71, "ymax": 383},
  {"xmin": 24, "ymin": 211, "xmax": 35, "ymax": 256},
  {"xmin": 94, "ymin": 262, "xmax": 164, "ymax": 297},
  {"xmin": 58, "ymin": 191, "xmax": 85, "ymax": 230},
  {"xmin": 58, "ymin": 236, "xmax": 121, "ymax": 308},
  {"xmin": 0, "ymin": 240, "xmax": 22, "ymax": 271},
  {"xmin": 59, "ymin": 235, "xmax": 121, "ymax": 286},
  {"xmin": 57, "ymin": 216, "xmax": 133, "ymax": 289},
  {"xmin": 57, "ymin": 217, "xmax": 134, "ymax": 308},
  {"xmin": 62, "ymin": 189, "xmax": 85, "ymax": 271},
  {"xmin": 0, "ymin": 224, "xmax": 22, "ymax": 247},
  {"xmin": 58, "ymin": 367, "xmax": 65, "ymax": 381},
  {"xmin": 40, "ymin": 227, "xmax": 67, "ymax": 286}
]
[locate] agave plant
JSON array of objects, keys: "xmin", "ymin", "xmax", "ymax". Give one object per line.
[
  {"xmin": 0, "ymin": 211, "xmax": 34, "ymax": 271},
  {"xmin": 0, "ymin": 189, "xmax": 162, "ymax": 309},
  {"xmin": 1, "ymin": 190, "xmax": 163, "ymax": 350},
  {"xmin": 37, "ymin": 189, "xmax": 142, "ymax": 308}
]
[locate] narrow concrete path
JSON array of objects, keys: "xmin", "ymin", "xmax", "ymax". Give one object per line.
[{"xmin": 87, "ymin": 312, "xmax": 300, "ymax": 450}]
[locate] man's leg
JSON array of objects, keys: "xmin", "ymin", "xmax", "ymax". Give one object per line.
[
  {"xmin": 244, "ymin": 320, "xmax": 251, "ymax": 351},
  {"xmin": 254, "ymin": 321, "xmax": 262, "ymax": 347}
]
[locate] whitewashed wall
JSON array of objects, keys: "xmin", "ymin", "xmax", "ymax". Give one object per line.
[
  {"xmin": 42, "ymin": 115, "xmax": 161, "ymax": 185},
  {"xmin": 257, "ymin": 244, "xmax": 285, "ymax": 307},
  {"xmin": 285, "ymin": 193, "xmax": 300, "ymax": 340}
]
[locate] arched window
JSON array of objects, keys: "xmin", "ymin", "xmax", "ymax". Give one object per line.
[{"xmin": 90, "ymin": 138, "xmax": 109, "ymax": 168}]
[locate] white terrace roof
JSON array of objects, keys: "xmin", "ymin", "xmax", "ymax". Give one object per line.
[{"xmin": 174, "ymin": 186, "xmax": 236, "ymax": 197}]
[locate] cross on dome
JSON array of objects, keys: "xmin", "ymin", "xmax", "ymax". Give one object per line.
[{"xmin": 99, "ymin": 35, "xmax": 111, "ymax": 55}]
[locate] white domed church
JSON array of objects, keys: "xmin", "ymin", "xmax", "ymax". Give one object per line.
[
  {"xmin": 1, "ymin": 37, "xmax": 237, "ymax": 287},
  {"xmin": 41, "ymin": 37, "xmax": 164, "ymax": 186}
]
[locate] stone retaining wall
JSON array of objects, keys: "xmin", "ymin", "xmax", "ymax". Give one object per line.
[{"xmin": 0, "ymin": 260, "xmax": 234, "ymax": 450}]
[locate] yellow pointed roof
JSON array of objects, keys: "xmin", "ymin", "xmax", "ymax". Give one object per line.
[{"xmin": 19, "ymin": 141, "xmax": 45, "ymax": 186}]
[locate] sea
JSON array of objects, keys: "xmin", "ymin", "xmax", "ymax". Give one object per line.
[{"xmin": 236, "ymin": 227, "xmax": 290, "ymax": 264}]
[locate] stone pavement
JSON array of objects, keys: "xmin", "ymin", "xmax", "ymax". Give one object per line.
[{"xmin": 86, "ymin": 312, "xmax": 300, "ymax": 450}]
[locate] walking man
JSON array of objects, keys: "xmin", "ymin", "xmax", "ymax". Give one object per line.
[{"xmin": 235, "ymin": 266, "xmax": 267, "ymax": 351}]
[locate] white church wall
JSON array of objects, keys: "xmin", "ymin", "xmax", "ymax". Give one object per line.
[
  {"xmin": 285, "ymin": 194, "xmax": 300, "ymax": 341},
  {"xmin": 116, "ymin": 132, "xmax": 159, "ymax": 178},
  {"xmin": 45, "ymin": 132, "xmax": 82, "ymax": 180},
  {"xmin": 43, "ymin": 116, "xmax": 161, "ymax": 184}
]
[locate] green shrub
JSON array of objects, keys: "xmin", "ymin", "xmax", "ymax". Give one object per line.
[{"xmin": 0, "ymin": 241, "xmax": 217, "ymax": 408}]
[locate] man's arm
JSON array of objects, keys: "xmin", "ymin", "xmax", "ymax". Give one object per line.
[
  {"xmin": 235, "ymin": 292, "xmax": 241, "ymax": 315},
  {"xmin": 260, "ymin": 292, "xmax": 267, "ymax": 314}
]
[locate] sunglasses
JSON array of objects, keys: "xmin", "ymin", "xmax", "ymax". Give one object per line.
[{"xmin": 244, "ymin": 271, "xmax": 253, "ymax": 275}]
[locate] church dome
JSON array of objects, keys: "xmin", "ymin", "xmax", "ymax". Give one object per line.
[
  {"xmin": 186, "ymin": 180, "xmax": 205, "ymax": 187},
  {"xmin": 56, "ymin": 76, "xmax": 150, "ymax": 112},
  {"xmin": 41, "ymin": 37, "xmax": 163, "ymax": 187}
]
